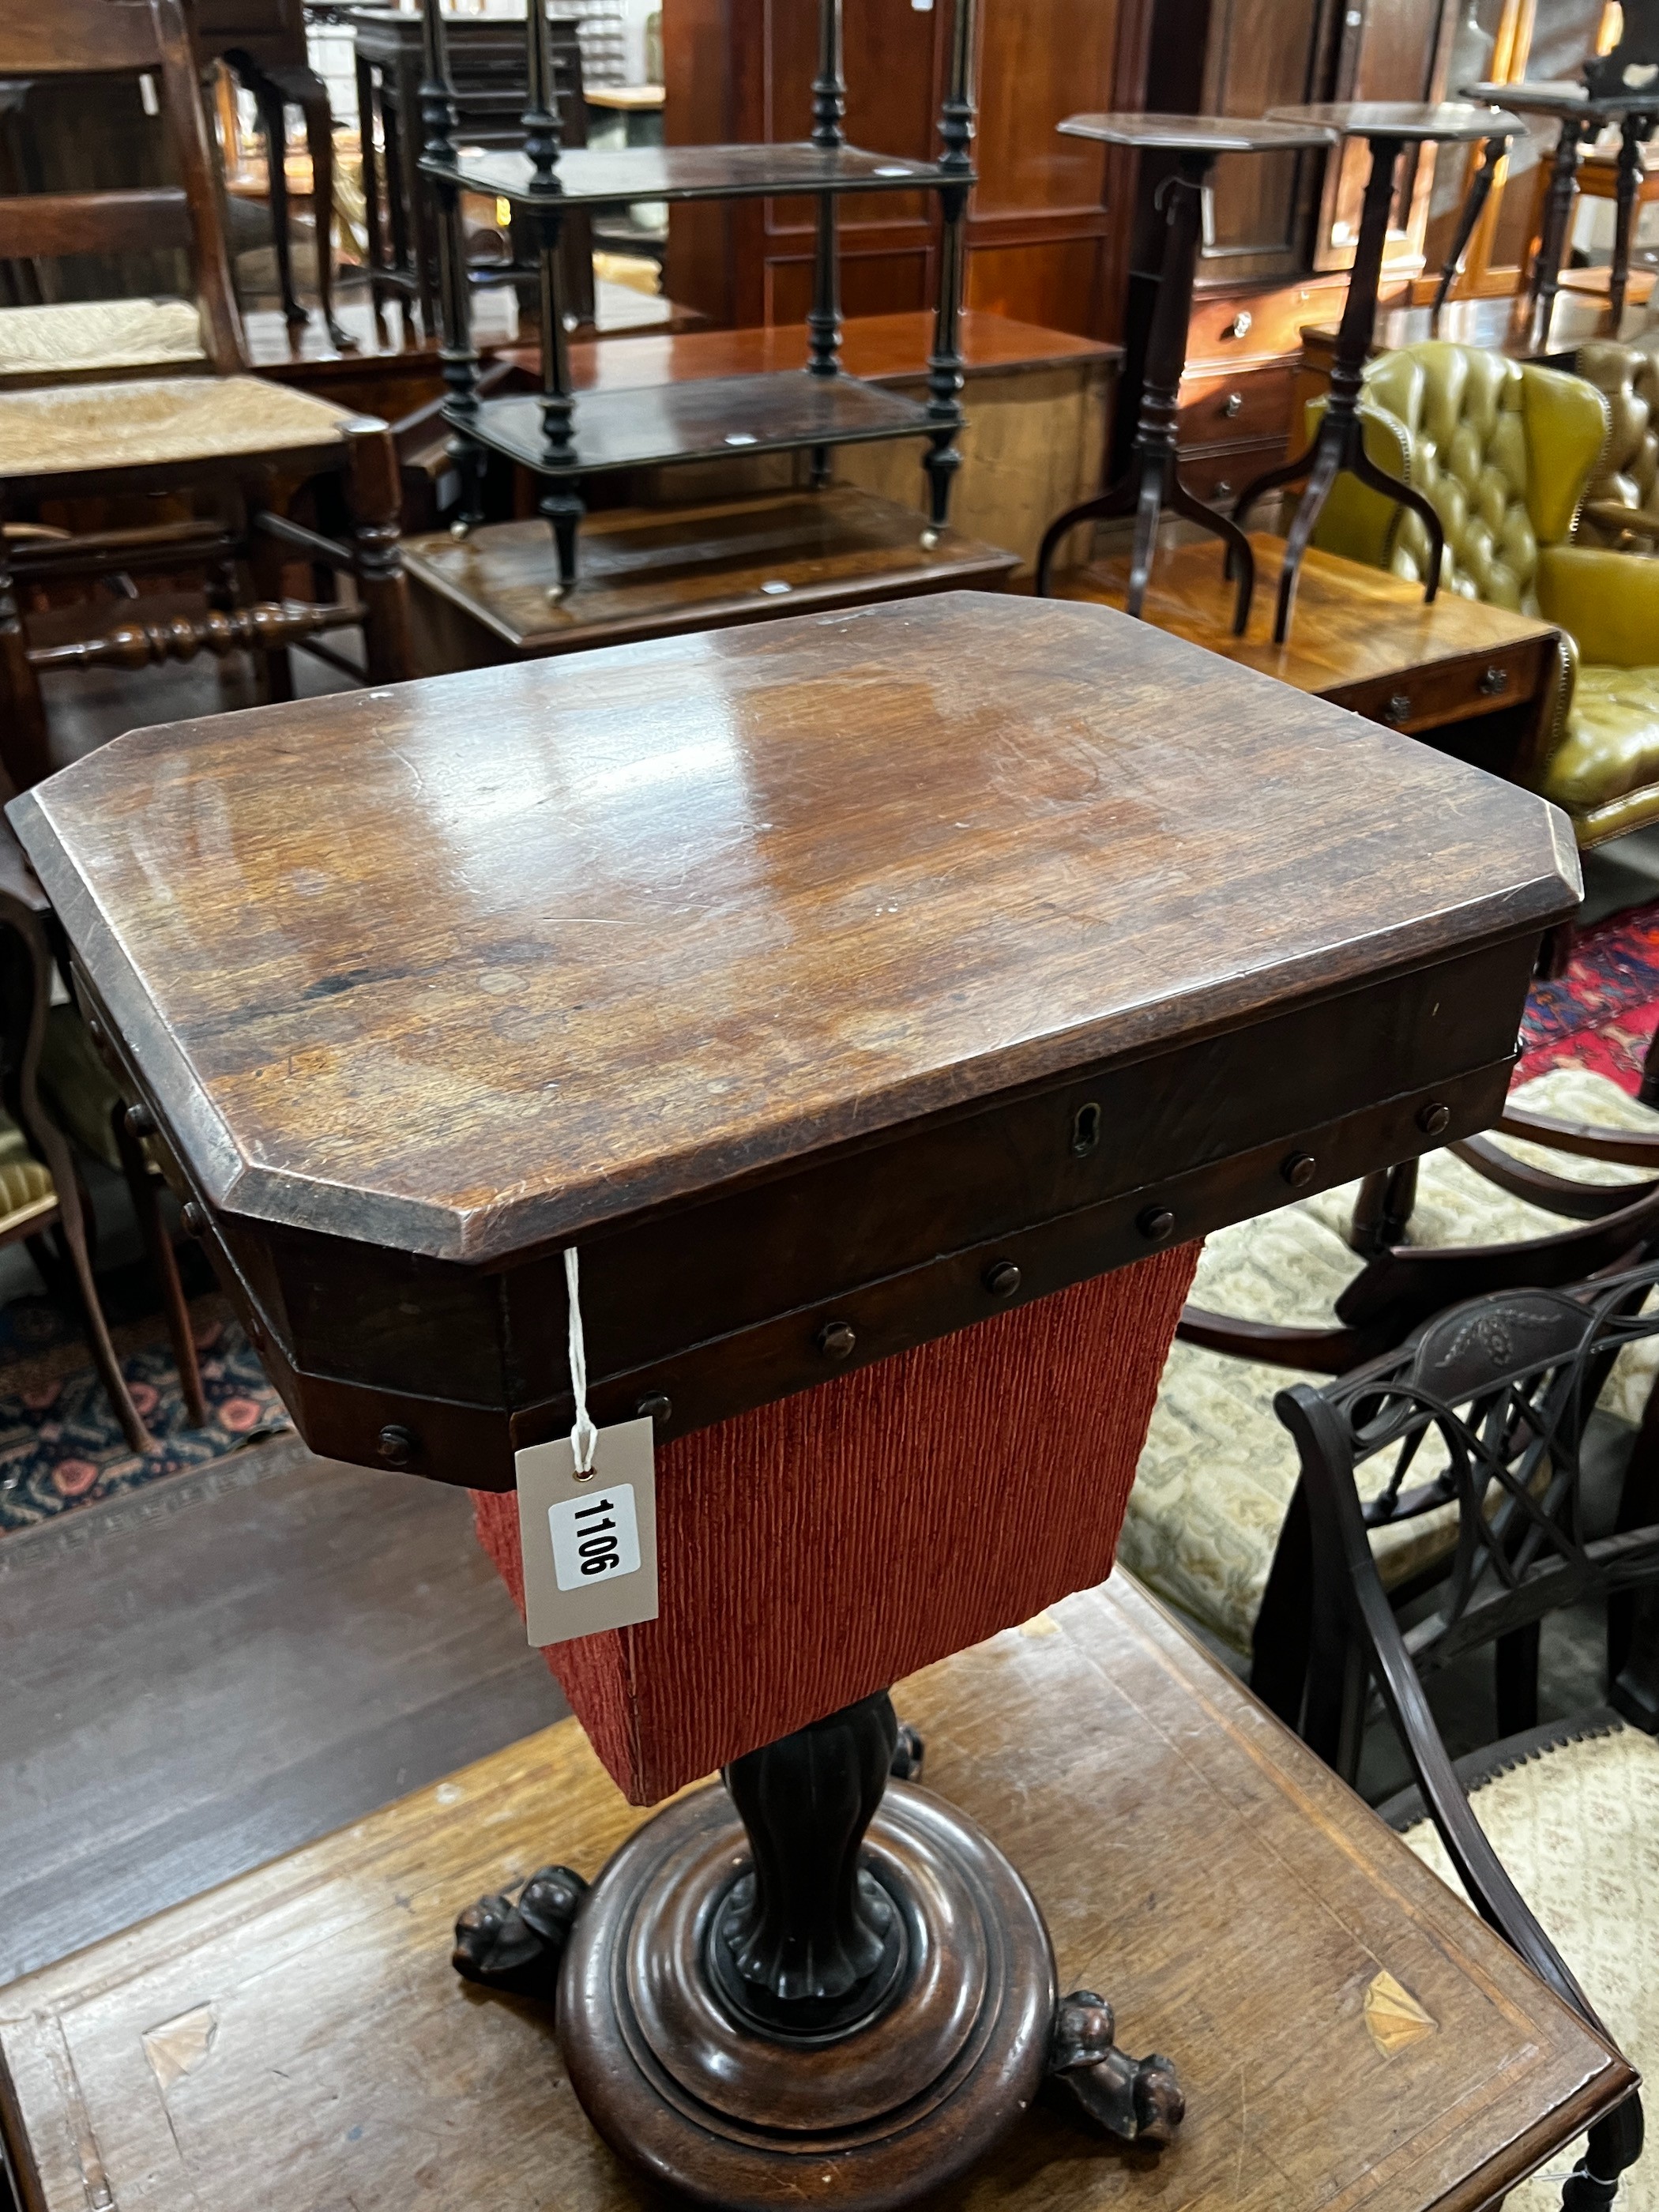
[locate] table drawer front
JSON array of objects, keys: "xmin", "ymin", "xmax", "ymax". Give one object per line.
[
  {"xmin": 1187, "ymin": 278, "xmax": 1350, "ymax": 367},
  {"xmin": 1334, "ymin": 638, "xmax": 1554, "ymax": 736},
  {"xmin": 1177, "ymin": 442, "xmax": 1282, "ymax": 508},
  {"xmin": 1178, "ymin": 367, "xmax": 1295, "ymax": 452}
]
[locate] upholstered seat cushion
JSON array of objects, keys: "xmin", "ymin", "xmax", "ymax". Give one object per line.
[
  {"xmin": 0, "ymin": 1112, "xmax": 56, "ymax": 1236},
  {"xmin": 0, "ymin": 297, "xmax": 205, "ymax": 383},
  {"xmin": 0, "ymin": 374, "xmax": 363, "ymax": 478},
  {"xmin": 1542, "ymin": 664, "xmax": 1659, "ymax": 816},
  {"xmin": 1401, "ymin": 1720, "xmax": 1659, "ymax": 2212},
  {"xmin": 1121, "ymin": 1067, "xmax": 1659, "ymax": 1656}
]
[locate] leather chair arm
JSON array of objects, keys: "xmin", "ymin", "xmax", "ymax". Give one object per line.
[{"xmin": 1537, "ymin": 544, "xmax": 1659, "ymax": 668}]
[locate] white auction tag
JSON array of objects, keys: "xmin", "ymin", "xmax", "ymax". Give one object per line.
[{"xmin": 514, "ymin": 1416, "xmax": 659, "ymax": 1646}]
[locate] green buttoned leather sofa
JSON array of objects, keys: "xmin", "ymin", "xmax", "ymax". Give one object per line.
[{"xmin": 1309, "ymin": 338, "xmax": 1659, "ymax": 850}]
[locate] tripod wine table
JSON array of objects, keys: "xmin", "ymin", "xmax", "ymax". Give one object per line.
[
  {"xmin": 1233, "ymin": 101, "xmax": 1525, "ymax": 645},
  {"xmin": 1034, "ymin": 114, "xmax": 1336, "ymax": 632},
  {"xmin": 8, "ymin": 594, "xmax": 1578, "ymax": 2211}
]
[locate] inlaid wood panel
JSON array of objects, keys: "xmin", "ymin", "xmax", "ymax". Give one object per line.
[{"xmin": 0, "ymin": 1577, "xmax": 1632, "ymax": 2212}]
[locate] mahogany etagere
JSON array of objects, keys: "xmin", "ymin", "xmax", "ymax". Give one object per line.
[{"xmin": 416, "ymin": 0, "xmax": 980, "ymax": 596}]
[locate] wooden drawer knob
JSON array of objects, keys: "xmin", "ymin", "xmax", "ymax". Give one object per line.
[
  {"xmin": 1477, "ymin": 664, "xmax": 1510, "ymax": 697},
  {"xmin": 1382, "ymin": 694, "xmax": 1412, "ymax": 724},
  {"xmin": 1222, "ymin": 392, "xmax": 1244, "ymax": 419}
]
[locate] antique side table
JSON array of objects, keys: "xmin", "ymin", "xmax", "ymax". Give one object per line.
[
  {"xmin": 1059, "ymin": 531, "xmax": 1565, "ymax": 787},
  {"xmin": 1033, "ymin": 114, "xmax": 1337, "ymax": 634},
  {"xmin": 0, "ymin": 1578, "xmax": 1633, "ymax": 2212},
  {"xmin": 9, "ymin": 594, "xmax": 1578, "ymax": 2210},
  {"xmin": 1233, "ymin": 102, "xmax": 1525, "ymax": 645}
]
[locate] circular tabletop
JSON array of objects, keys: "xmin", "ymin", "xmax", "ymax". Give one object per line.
[
  {"xmin": 1266, "ymin": 100, "xmax": 1526, "ymax": 144},
  {"xmin": 1057, "ymin": 111, "xmax": 1339, "ymax": 153}
]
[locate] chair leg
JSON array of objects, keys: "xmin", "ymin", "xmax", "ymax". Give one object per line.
[
  {"xmin": 1250, "ymin": 1481, "xmax": 1315, "ymax": 1728},
  {"xmin": 1638, "ymin": 1020, "xmax": 1659, "ymax": 1109},
  {"xmin": 343, "ymin": 423, "xmax": 413, "ymax": 683},
  {"xmin": 1610, "ymin": 1372, "xmax": 1659, "ymax": 1729},
  {"xmin": 1431, "ymin": 136, "xmax": 1504, "ymax": 322},
  {"xmin": 1536, "ymin": 920, "xmax": 1575, "ymax": 982},
  {"xmin": 1495, "ymin": 1620, "xmax": 1540, "ymax": 1737},
  {"xmin": 0, "ymin": 522, "xmax": 51, "ymax": 788},
  {"xmin": 296, "ymin": 70, "xmax": 356, "ymax": 352},
  {"xmin": 251, "ymin": 71, "xmax": 307, "ymax": 333},
  {"xmin": 50, "ymin": 1173, "xmax": 152, "ymax": 1455},
  {"xmin": 1349, "ymin": 1160, "xmax": 1419, "ymax": 1256},
  {"xmin": 113, "ymin": 1101, "xmax": 206, "ymax": 1428}
]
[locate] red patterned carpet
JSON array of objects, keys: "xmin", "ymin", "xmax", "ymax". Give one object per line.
[{"xmin": 1515, "ymin": 897, "xmax": 1659, "ymax": 1093}]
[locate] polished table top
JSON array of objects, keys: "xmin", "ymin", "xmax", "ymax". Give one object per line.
[
  {"xmin": 9, "ymin": 592, "xmax": 1578, "ymax": 1477},
  {"xmin": 0, "ymin": 1574, "xmax": 1631, "ymax": 2212},
  {"xmin": 1270, "ymin": 99, "xmax": 1527, "ymax": 143},
  {"xmin": 1057, "ymin": 111, "xmax": 1337, "ymax": 153},
  {"xmin": 11, "ymin": 593, "xmax": 1573, "ymax": 1267}
]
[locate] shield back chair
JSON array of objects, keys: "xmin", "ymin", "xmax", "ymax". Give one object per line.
[
  {"xmin": 1123, "ymin": 1063, "xmax": 1659, "ymax": 1726},
  {"xmin": 0, "ymin": 0, "xmax": 412, "ymax": 792},
  {"xmin": 1277, "ymin": 1270, "xmax": 1659, "ymax": 2211},
  {"xmin": 0, "ymin": 826, "xmax": 150, "ymax": 1454}
]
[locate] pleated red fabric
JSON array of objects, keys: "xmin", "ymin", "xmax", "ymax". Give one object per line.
[{"xmin": 471, "ymin": 1244, "xmax": 1198, "ymax": 1804}]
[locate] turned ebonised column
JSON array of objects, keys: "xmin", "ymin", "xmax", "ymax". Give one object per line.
[
  {"xmin": 1233, "ymin": 101, "xmax": 1522, "ymax": 645},
  {"xmin": 1035, "ymin": 114, "xmax": 1336, "ymax": 634}
]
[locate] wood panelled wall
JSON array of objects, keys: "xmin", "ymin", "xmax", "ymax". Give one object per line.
[{"xmin": 663, "ymin": 0, "xmax": 1137, "ymax": 344}]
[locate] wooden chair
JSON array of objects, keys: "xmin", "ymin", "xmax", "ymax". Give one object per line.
[
  {"xmin": 1122, "ymin": 1066, "xmax": 1659, "ymax": 1718},
  {"xmin": 0, "ymin": 0, "xmax": 412, "ymax": 789},
  {"xmin": 0, "ymin": 831, "xmax": 150, "ymax": 1454},
  {"xmin": 189, "ymin": 0, "xmax": 354, "ymax": 351},
  {"xmin": 1277, "ymin": 1270, "xmax": 1659, "ymax": 2210}
]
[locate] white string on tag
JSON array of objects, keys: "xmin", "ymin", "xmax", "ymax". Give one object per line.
[{"xmin": 564, "ymin": 1246, "xmax": 599, "ymax": 1476}]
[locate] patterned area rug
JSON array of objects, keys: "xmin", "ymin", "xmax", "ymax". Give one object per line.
[
  {"xmin": 0, "ymin": 1287, "xmax": 291, "ymax": 1537},
  {"xmin": 1517, "ymin": 897, "xmax": 1659, "ymax": 1092}
]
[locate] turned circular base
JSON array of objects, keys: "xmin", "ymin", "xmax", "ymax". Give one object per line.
[{"xmin": 556, "ymin": 1778, "xmax": 1056, "ymax": 2212}]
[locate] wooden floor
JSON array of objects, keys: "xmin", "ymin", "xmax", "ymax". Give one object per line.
[{"xmin": 0, "ymin": 1434, "xmax": 566, "ymax": 1985}]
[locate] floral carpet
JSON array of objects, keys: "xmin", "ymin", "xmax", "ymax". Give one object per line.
[
  {"xmin": 1516, "ymin": 897, "xmax": 1659, "ymax": 1093},
  {"xmin": 0, "ymin": 1290, "xmax": 290, "ymax": 1537}
]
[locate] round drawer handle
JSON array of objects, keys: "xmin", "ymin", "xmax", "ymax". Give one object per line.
[
  {"xmin": 817, "ymin": 1319, "xmax": 857, "ymax": 1361},
  {"xmin": 1224, "ymin": 310, "xmax": 1253, "ymax": 339},
  {"xmin": 181, "ymin": 1198, "xmax": 209, "ymax": 1236},
  {"xmin": 1418, "ymin": 1100, "xmax": 1452, "ymax": 1138},
  {"xmin": 377, "ymin": 1424, "xmax": 415, "ymax": 1467},
  {"xmin": 636, "ymin": 1392, "xmax": 673, "ymax": 1425},
  {"xmin": 1477, "ymin": 664, "xmax": 1510, "ymax": 697},
  {"xmin": 1222, "ymin": 392, "xmax": 1244, "ymax": 419},
  {"xmin": 1213, "ymin": 480, "xmax": 1233, "ymax": 500},
  {"xmin": 126, "ymin": 1102, "xmax": 156, "ymax": 1138},
  {"xmin": 1382, "ymin": 693, "xmax": 1413, "ymax": 724},
  {"xmin": 1138, "ymin": 1206, "xmax": 1177, "ymax": 1243},
  {"xmin": 1281, "ymin": 1151, "xmax": 1318, "ymax": 1190},
  {"xmin": 984, "ymin": 1259, "xmax": 1022, "ymax": 1298}
]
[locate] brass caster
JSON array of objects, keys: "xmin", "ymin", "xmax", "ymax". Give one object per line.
[
  {"xmin": 450, "ymin": 518, "xmax": 472, "ymax": 542},
  {"xmin": 920, "ymin": 528, "xmax": 941, "ymax": 550}
]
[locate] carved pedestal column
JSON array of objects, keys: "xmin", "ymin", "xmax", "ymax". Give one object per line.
[{"xmin": 454, "ymin": 1692, "xmax": 1180, "ymax": 2210}]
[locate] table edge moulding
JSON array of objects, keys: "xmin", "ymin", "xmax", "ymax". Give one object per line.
[
  {"xmin": 5, "ymin": 589, "xmax": 1585, "ymax": 2212},
  {"xmin": 414, "ymin": 0, "xmax": 981, "ymax": 593}
]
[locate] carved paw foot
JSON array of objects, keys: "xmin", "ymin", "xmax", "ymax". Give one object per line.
[
  {"xmin": 452, "ymin": 1864, "xmax": 588, "ymax": 2002},
  {"xmin": 1048, "ymin": 1990, "xmax": 1183, "ymax": 2146},
  {"xmin": 890, "ymin": 1721, "xmax": 926, "ymax": 1781}
]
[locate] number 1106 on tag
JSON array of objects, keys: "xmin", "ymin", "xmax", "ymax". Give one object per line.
[{"xmin": 549, "ymin": 1484, "xmax": 641, "ymax": 1590}]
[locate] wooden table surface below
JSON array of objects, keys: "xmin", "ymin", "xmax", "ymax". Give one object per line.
[
  {"xmin": 1062, "ymin": 534, "xmax": 1563, "ymax": 773},
  {"xmin": 0, "ymin": 1575, "xmax": 1627, "ymax": 2212}
]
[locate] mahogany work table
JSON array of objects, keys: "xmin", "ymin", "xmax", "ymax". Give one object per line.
[
  {"xmin": 7, "ymin": 592, "xmax": 1580, "ymax": 2210},
  {"xmin": 1062, "ymin": 532, "xmax": 1565, "ymax": 785},
  {"xmin": 0, "ymin": 1577, "xmax": 1630, "ymax": 2212}
]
